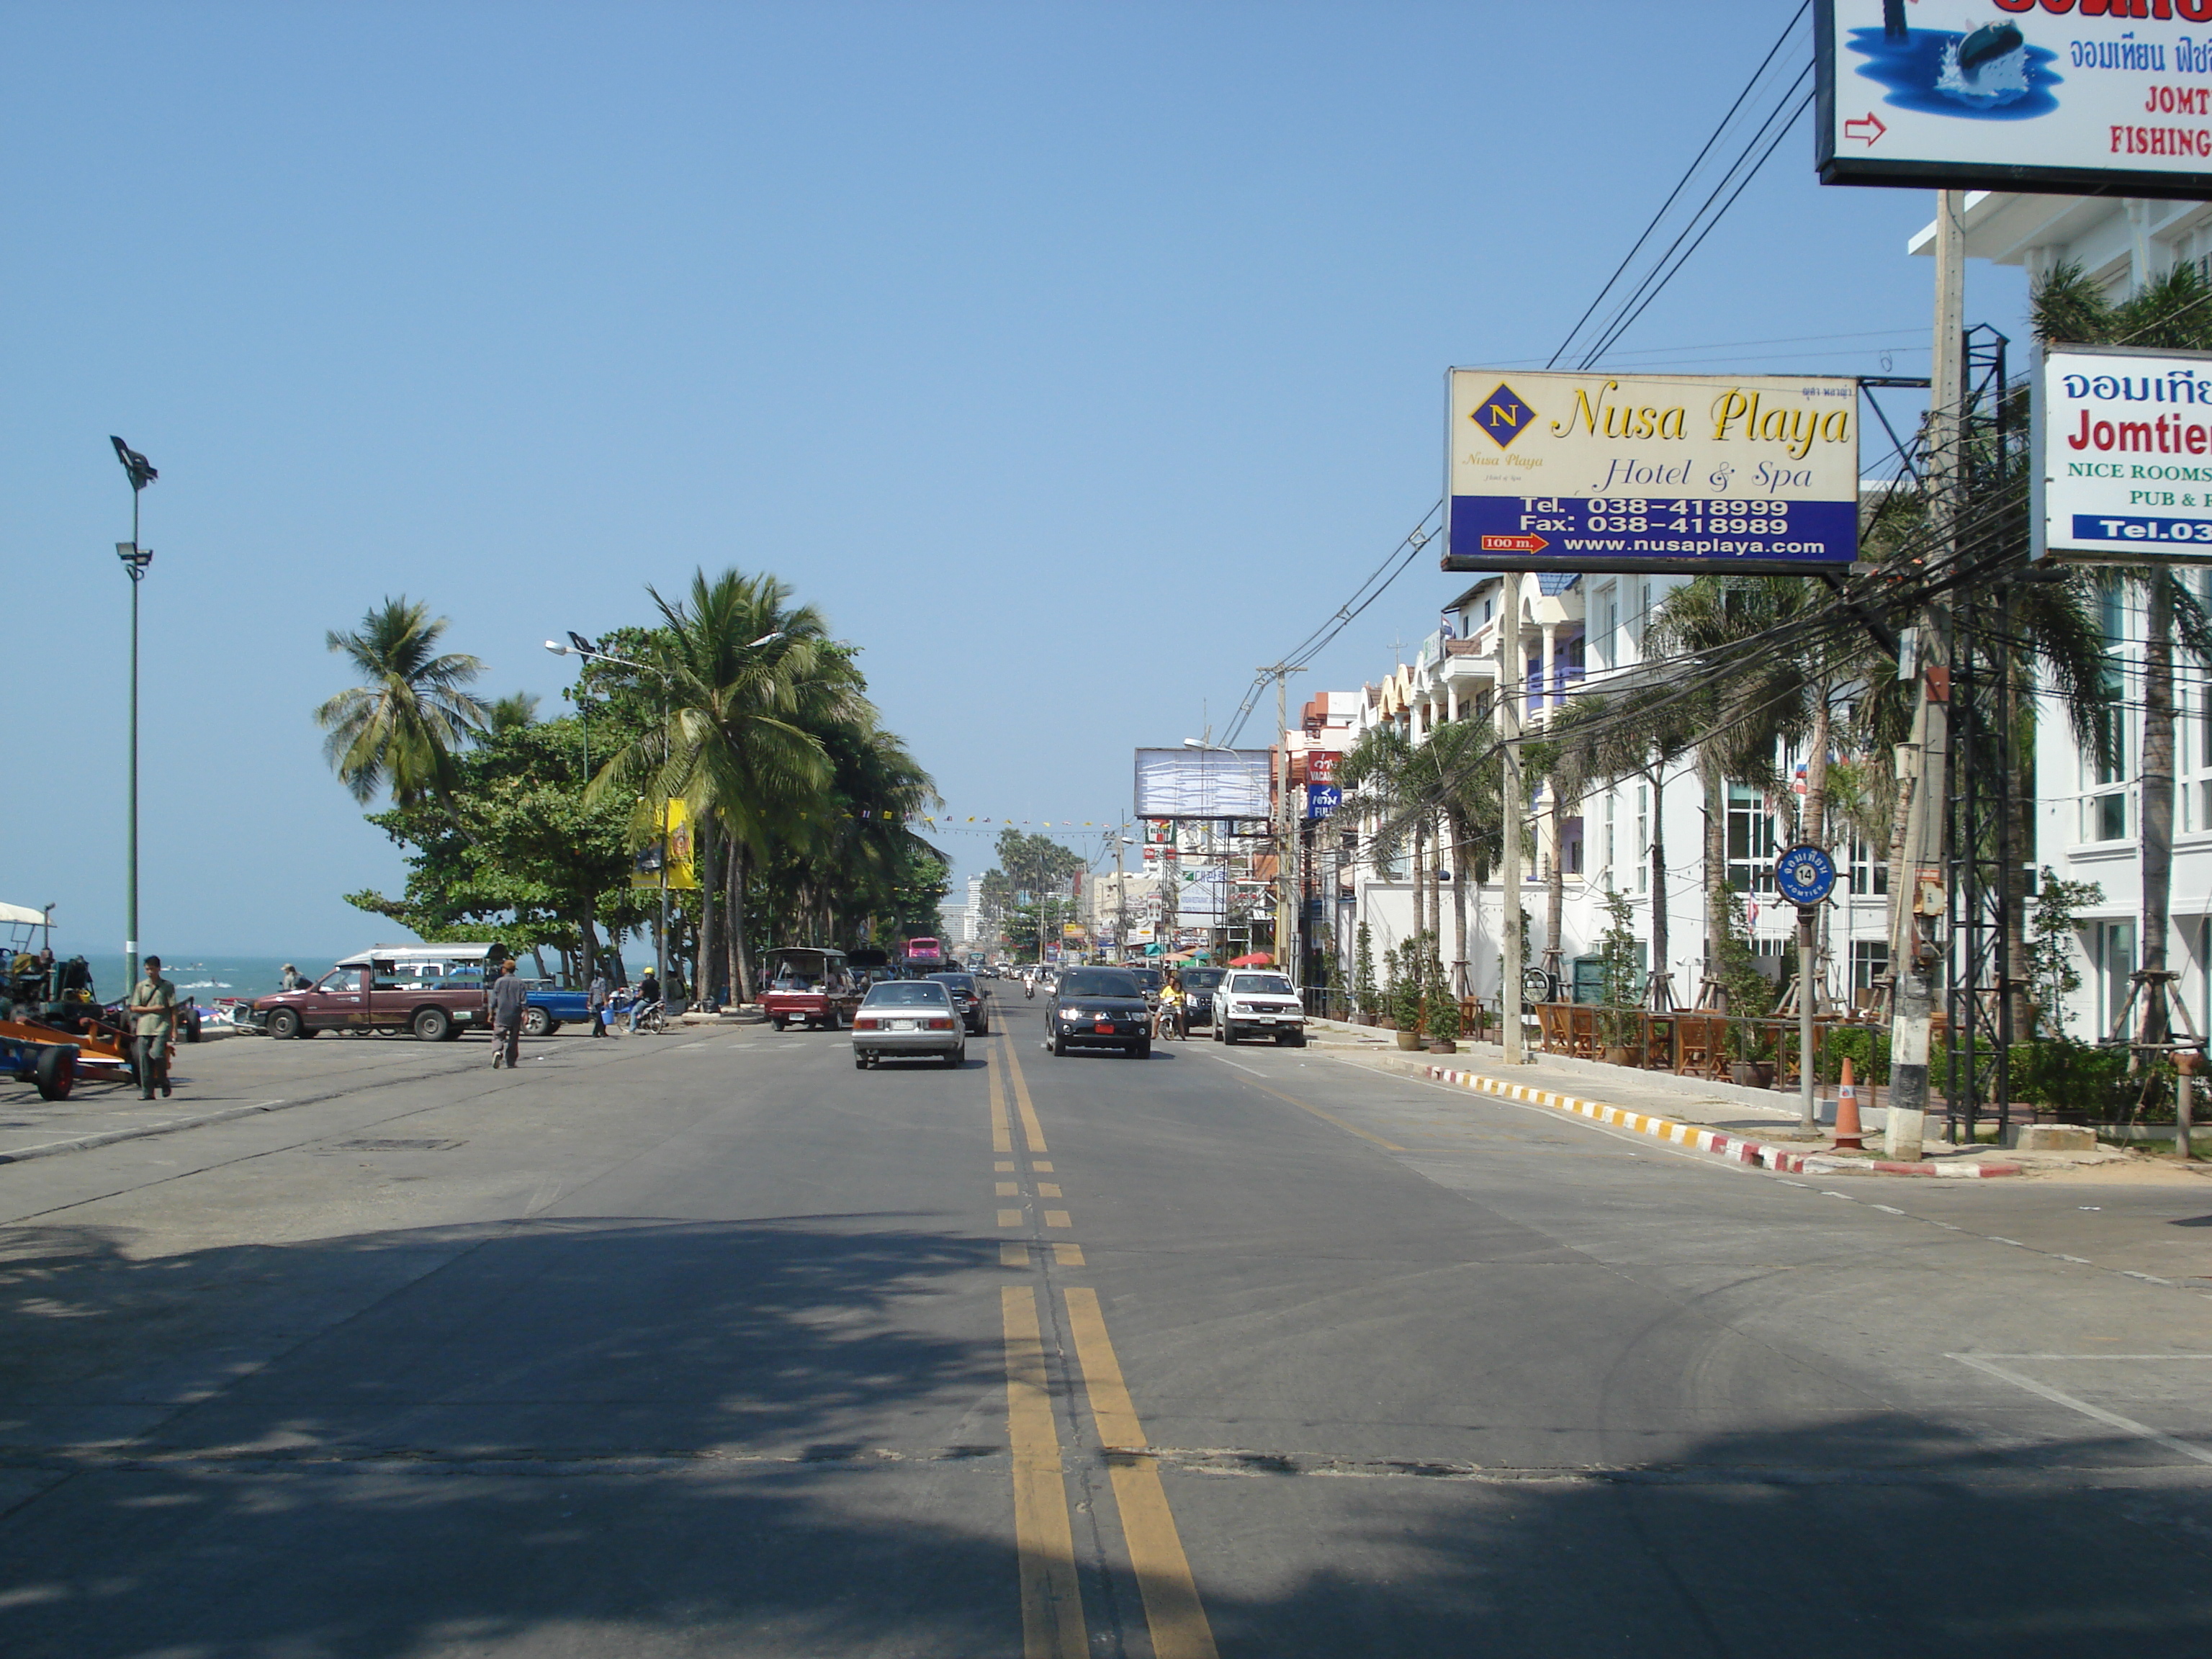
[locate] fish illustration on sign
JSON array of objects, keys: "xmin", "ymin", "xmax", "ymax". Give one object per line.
[{"xmin": 1845, "ymin": 14, "xmax": 2059, "ymax": 122}]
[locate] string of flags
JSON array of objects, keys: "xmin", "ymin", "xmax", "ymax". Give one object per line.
[{"xmin": 840, "ymin": 811, "xmax": 1118, "ymax": 832}]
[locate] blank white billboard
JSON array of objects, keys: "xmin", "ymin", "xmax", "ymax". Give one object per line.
[{"xmin": 1133, "ymin": 749, "xmax": 1271, "ymax": 819}]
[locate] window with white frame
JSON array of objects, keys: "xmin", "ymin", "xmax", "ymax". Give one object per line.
[
  {"xmin": 1850, "ymin": 938, "xmax": 1889, "ymax": 993},
  {"xmin": 1725, "ymin": 786, "xmax": 1777, "ymax": 892},
  {"xmin": 1593, "ymin": 584, "xmax": 1618, "ymax": 671},
  {"xmin": 1847, "ymin": 834, "xmax": 1888, "ymax": 896},
  {"xmin": 2184, "ymin": 677, "xmax": 2212, "ymax": 834},
  {"xmin": 1603, "ymin": 792, "xmax": 1617, "ymax": 881},
  {"xmin": 2082, "ymin": 577, "xmax": 2129, "ymax": 842},
  {"xmin": 1635, "ymin": 784, "xmax": 1650, "ymax": 893},
  {"xmin": 2092, "ymin": 920, "xmax": 2135, "ymax": 1040}
]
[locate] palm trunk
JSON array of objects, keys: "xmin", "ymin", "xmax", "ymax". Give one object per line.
[
  {"xmin": 1647, "ymin": 765, "xmax": 1670, "ymax": 997},
  {"xmin": 1449, "ymin": 817, "xmax": 1469, "ymax": 995},
  {"xmin": 729, "ymin": 843, "xmax": 755, "ymax": 1002},
  {"xmin": 1701, "ymin": 748, "xmax": 1727, "ymax": 1004},
  {"xmin": 1427, "ymin": 812, "xmax": 1443, "ymax": 943},
  {"xmin": 1546, "ymin": 790, "xmax": 1567, "ymax": 974},
  {"xmin": 1803, "ymin": 695, "xmax": 1831, "ymax": 850},
  {"xmin": 2140, "ymin": 573, "xmax": 2177, "ymax": 1051},
  {"xmin": 1410, "ymin": 820, "xmax": 1426, "ymax": 957},
  {"xmin": 695, "ymin": 821, "xmax": 717, "ymax": 1005}
]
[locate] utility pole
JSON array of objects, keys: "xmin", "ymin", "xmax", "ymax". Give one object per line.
[
  {"xmin": 1499, "ymin": 574, "xmax": 1527, "ymax": 1063},
  {"xmin": 1261, "ymin": 665, "xmax": 1308, "ymax": 976},
  {"xmin": 1887, "ymin": 189, "xmax": 1965, "ymax": 1161}
]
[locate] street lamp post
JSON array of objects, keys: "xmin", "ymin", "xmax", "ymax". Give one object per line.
[{"xmin": 110, "ymin": 437, "xmax": 157, "ymax": 997}]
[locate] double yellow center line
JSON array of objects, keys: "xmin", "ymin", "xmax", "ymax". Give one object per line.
[{"xmin": 989, "ymin": 1029, "xmax": 1218, "ymax": 1659}]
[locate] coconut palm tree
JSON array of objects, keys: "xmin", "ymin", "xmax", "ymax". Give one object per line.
[
  {"xmin": 588, "ymin": 568, "xmax": 841, "ymax": 1001},
  {"xmin": 1337, "ymin": 724, "xmax": 1420, "ymax": 958},
  {"xmin": 315, "ymin": 597, "xmax": 489, "ymax": 809},
  {"xmin": 1412, "ymin": 714, "xmax": 1508, "ymax": 994}
]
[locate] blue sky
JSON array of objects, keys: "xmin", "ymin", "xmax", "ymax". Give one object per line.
[{"xmin": 0, "ymin": 1, "xmax": 2023, "ymax": 959}]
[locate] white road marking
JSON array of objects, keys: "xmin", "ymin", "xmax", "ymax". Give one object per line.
[{"xmin": 1950, "ymin": 1353, "xmax": 2212, "ymax": 1467}]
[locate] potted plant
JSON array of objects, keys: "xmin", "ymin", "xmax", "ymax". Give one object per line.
[
  {"xmin": 1354, "ymin": 920, "xmax": 1380, "ymax": 1025},
  {"xmin": 1594, "ymin": 886, "xmax": 1641, "ymax": 1066},
  {"xmin": 1386, "ymin": 943, "xmax": 1425, "ymax": 1050},
  {"xmin": 1714, "ymin": 886, "xmax": 1777, "ymax": 1087},
  {"xmin": 1423, "ymin": 945, "xmax": 1461, "ymax": 1053}
]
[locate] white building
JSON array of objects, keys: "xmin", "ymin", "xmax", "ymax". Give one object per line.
[
  {"xmin": 1334, "ymin": 567, "xmax": 1895, "ymax": 1011},
  {"xmin": 1930, "ymin": 191, "xmax": 2212, "ymax": 1040}
]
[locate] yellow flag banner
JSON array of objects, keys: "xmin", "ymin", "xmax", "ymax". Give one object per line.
[{"xmin": 631, "ymin": 797, "xmax": 701, "ymax": 891}]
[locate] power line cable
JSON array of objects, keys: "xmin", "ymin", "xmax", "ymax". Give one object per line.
[{"xmin": 1547, "ymin": 0, "xmax": 1811, "ymax": 370}]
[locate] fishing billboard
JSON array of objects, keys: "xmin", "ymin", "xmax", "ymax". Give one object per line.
[
  {"xmin": 1817, "ymin": 0, "xmax": 2212, "ymax": 198},
  {"xmin": 1442, "ymin": 369, "xmax": 1861, "ymax": 575},
  {"xmin": 2035, "ymin": 342, "xmax": 2212, "ymax": 563}
]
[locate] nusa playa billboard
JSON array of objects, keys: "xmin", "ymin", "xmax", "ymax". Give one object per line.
[
  {"xmin": 1442, "ymin": 369, "xmax": 1860, "ymax": 575},
  {"xmin": 1817, "ymin": 0, "xmax": 2212, "ymax": 199},
  {"xmin": 2036, "ymin": 342, "xmax": 2212, "ymax": 562}
]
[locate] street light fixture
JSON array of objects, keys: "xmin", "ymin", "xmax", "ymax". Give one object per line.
[{"xmin": 110, "ymin": 436, "xmax": 157, "ymax": 997}]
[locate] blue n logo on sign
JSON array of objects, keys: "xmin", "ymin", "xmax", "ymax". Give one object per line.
[{"xmin": 1470, "ymin": 383, "xmax": 1535, "ymax": 449}]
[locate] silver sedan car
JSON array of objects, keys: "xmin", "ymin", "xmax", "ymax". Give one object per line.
[{"xmin": 852, "ymin": 980, "xmax": 966, "ymax": 1069}]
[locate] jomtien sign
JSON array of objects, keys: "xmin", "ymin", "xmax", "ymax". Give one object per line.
[
  {"xmin": 1442, "ymin": 369, "xmax": 1861, "ymax": 574},
  {"xmin": 2036, "ymin": 341, "xmax": 2212, "ymax": 562}
]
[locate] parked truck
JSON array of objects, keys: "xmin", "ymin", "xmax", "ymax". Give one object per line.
[{"xmin": 250, "ymin": 943, "xmax": 507, "ymax": 1041}]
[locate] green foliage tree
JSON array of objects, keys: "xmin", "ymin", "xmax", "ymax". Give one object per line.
[
  {"xmin": 2029, "ymin": 867, "xmax": 2105, "ymax": 1038},
  {"xmin": 345, "ymin": 708, "xmax": 655, "ymax": 981}
]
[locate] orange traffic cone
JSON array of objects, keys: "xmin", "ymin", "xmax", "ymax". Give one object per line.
[{"xmin": 1833, "ymin": 1055, "xmax": 1863, "ymax": 1151}]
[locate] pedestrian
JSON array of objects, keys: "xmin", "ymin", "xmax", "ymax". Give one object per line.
[
  {"xmin": 588, "ymin": 967, "xmax": 611, "ymax": 1037},
  {"xmin": 127, "ymin": 954, "xmax": 179, "ymax": 1100},
  {"xmin": 489, "ymin": 959, "xmax": 530, "ymax": 1069}
]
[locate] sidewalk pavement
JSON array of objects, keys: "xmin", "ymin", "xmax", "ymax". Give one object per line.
[{"xmin": 1303, "ymin": 1019, "xmax": 2206, "ymax": 1183}]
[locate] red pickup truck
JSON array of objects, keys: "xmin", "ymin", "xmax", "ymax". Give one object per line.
[
  {"xmin": 760, "ymin": 946, "xmax": 863, "ymax": 1032},
  {"xmin": 252, "ymin": 943, "xmax": 503, "ymax": 1041}
]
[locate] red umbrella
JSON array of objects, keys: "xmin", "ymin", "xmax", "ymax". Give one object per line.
[{"xmin": 1227, "ymin": 952, "xmax": 1273, "ymax": 967}]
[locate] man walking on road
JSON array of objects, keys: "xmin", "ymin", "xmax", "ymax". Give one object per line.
[
  {"xmin": 489, "ymin": 959, "xmax": 529, "ymax": 1069},
  {"xmin": 588, "ymin": 968, "xmax": 611, "ymax": 1037},
  {"xmin": 127, "ymin": 955, "xmax": 178, "ymax": 1100}
]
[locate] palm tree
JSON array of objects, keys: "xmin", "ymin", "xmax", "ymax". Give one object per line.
[
  {"xmin": 315, "ymin": 597, "xmax": 489, "ymax": 809},
  {"xmin": 588, "ymin": 568, "xmax": 870, "ymax": 1002},
  {"xmin": 1413, "ymin": 714, "xmax": 1507, "ymax": 994},
  {"xmin": 1544, "ymin": 691, "xmax": 1699, "ymax": 1006},
  {"xmin": 1338, "ymin": 724, "xmax": 1419, "ymax": 960}
]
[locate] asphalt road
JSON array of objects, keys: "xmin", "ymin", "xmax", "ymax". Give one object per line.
[{"xmin": 3, "ymin": 985, "xmax": 2211, "ymax": 1656}]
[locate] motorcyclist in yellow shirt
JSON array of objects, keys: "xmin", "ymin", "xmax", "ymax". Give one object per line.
[{"xmin": 1156, "ymin": 972, "xmax": 1187, "ymax": 1040}]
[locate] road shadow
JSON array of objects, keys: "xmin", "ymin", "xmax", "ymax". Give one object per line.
[
  {"xmin": 1169, "ymin": 1409, "xmax": 2212, "ymax": 1657},
  {"xmin": 9, "ymin": 1225, "xmax": 2212, "ymax": 1655},
  {"xmin": 0, "ymin": 1214, "xmax": 1020, "ymax": 1658}
]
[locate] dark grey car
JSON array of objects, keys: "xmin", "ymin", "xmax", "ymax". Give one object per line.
[{"xmin": 1045, "ymin": 967, "xmax": 1152, "ymax": 1058}]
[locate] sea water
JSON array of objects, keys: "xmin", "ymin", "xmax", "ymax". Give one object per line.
[{"xmin": 48, "ymin": 954, "xmax": 311, "ymax": 1010}]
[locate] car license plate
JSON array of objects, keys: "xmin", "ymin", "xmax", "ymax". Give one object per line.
[
  {"xmin": 889, "ymin": 1019, "xmax": 914, "ymax": 1031},
  {"xmin": 1094, "ymin": 1020, "xmax": 1113, "ymax": 1033}
]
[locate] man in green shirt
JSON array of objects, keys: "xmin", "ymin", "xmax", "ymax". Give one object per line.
[{"xmin": 128, "ymin": 955, "xmax": 178, "ymax": 1100}]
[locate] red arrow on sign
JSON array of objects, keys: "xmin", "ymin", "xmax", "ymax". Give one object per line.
[
  {"xmin": 1843, "ymin": 112, "xmax": 1887, "ymax": 146},
  {"xmin": 1480, "ymin": 533, "xmax": 1550, "ymax": 554}
]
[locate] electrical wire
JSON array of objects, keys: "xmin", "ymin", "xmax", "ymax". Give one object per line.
[{"xmin": 1547, "ymin": 0, "xmax": 1812, "ymax": 371}]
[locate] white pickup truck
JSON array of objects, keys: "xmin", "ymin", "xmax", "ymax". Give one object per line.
[{"xmin": 1211, "ymin": 970, "xmax": 1308, "ymax": 1047}]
